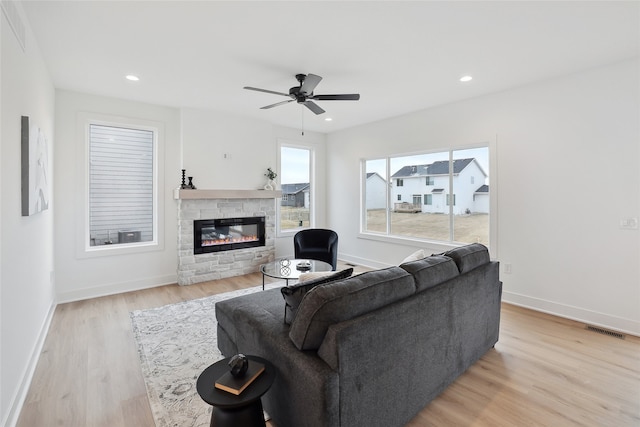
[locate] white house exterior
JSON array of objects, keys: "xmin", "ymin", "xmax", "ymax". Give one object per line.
[
  {"xmin": 365, "ymin": 172, "xmax": 387, "ymax": 210},
  {"xmin": 391, "ymin": 158, "xmax": 488, "ymax": 215}
]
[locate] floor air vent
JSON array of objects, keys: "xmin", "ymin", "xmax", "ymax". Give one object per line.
[{"xmin": 586, "ymin": 325, "xmax": 625, "ymax": 340}]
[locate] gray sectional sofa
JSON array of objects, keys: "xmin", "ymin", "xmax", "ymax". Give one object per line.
[{"xmin": 215, "ymin": 243, "xmax": 502, "ymax": 427}]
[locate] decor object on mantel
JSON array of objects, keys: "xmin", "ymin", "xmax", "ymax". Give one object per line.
[
  {"xmin": 264, "ymin": 167, "xmax": 277, "ymax": 191},
  {"xmin": 180, "ymin": 169, "xmax": 197, "ymax": 189}
]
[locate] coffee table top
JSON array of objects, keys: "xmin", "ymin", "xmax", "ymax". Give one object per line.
[{"xmin": 260, "ymin": 258, "xmax": 332, "ymax": 281}]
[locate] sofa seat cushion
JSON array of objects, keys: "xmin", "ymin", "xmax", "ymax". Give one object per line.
[
  {"xmin": 444, "ymin": 243, "xmax": 490, "ymax": 274},
  {"xmin": 289, "ymin": 266, "xmax": 416, "ymax": 350},
  {"xmin": 400, "ymin": 255, "xmax": 460, "ymax": 292},
  {"xmin": 215, "ymin": 287, "xmax": 285, "ymax": 348},
  {"xmin": 281, "ymin": 268, "xmax": 354, "ymax": 325}
]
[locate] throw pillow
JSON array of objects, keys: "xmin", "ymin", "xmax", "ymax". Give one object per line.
[
  {"xmin": 298, "ymin": 271, "xmax": 337, "ymax": 283},
  {"xmin": 401, "ymin": 248, "xmax": 426, "ymax": 264},
  {"xmin": 280, "ymin": 268, "xmax": 354, "ymax": 325}
]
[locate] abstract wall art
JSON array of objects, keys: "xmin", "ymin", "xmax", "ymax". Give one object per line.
[{"xmin": 21, "ymin": 116, "xmax": 50, "ymax": 216}]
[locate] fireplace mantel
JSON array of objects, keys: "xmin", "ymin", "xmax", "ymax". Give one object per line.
[{"xmin": 173, "ymin": 189, "xmax": 281, "ymax": 200}]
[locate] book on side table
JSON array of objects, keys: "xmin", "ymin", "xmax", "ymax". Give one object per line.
[{"xmin": 214, "ymin": 361, "xmax": 265, "ymax": 395}]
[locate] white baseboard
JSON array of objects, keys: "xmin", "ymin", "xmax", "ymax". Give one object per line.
[
  {"xmin": 2, "ymin": 302, "xmax": 56, "ymax": 427},
  {"xmin": 338, "ymin": 254, "xmax": 392, "ymax": 270},
  {"xmin": 56, "ymin": 273, "xmax": 177, "ymax": 304},
  {"xmin": 503, "ymin": 290, "xmax": 640, "ymax": 337}
]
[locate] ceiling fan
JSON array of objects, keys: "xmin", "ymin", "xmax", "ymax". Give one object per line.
[{"xmin": 243, "ymin": 73, "xmax": 360, "ymax": 115}]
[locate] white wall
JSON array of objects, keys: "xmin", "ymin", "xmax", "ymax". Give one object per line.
[
  {"xmin": 54, "ymin": 91, "xmax": 181, "ymax": 302},
  {"xmin": 181, "ymin": 108, "xmax": 327, "ymax": 259},
  {"xmin": 327, "ymin": 59, "xmax": 640, "ymax": 335},
  {"xmin": 1, "ymin": 4, "xmax": 56, "ymax": 425}
]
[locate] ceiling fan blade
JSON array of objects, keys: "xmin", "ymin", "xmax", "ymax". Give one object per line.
[
  {"xmin": 260, "ymin": 99, "xmax": 294, "ymax": 110},
  {"xmin": 244, "ymin": 86, "xmax": 290, "ymax": 97},
  {"xmin": 300, "ymin": 74, "xmax": 322, "ymax": 94},
  {"xmin": 303, "ymin": 101, "xmax": 325, "ymax": 115},
  {"xmin": 311, "ymin": 94, "xmax": 360, "ymax": 101}
]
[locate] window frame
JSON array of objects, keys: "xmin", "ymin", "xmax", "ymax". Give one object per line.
[
  {"xmin": 76, "ymin": 113, "xmax": 165, "ymax": 258},
  {"xmin": 359, "ymin": 142, "xmax": 495, "ymax": 251},
  {"xmin": 276, "ymin": 140, "xmax": 316, "ymax": 237}
]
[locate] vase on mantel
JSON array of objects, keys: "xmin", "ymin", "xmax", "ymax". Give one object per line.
[{"xmin": 264, "ymin": 180, "xmax": 275, "ymax": 191}]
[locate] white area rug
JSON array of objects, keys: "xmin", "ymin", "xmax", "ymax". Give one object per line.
[{"xmin": 130, "ymin": 283, "xmax": 280, "ymax": 427}]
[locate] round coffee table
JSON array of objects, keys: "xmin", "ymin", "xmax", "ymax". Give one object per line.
[
  {"xmin": 196, "ymin": 355, "xmax": 275, "ymax": 427},
  {"xmin": 260, "ymin": 258, "xmax": 333, "ymax": 289}
]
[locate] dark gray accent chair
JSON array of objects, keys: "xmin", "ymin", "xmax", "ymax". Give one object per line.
[{"xmin": 293, "ymin": 228, "xmax": 339, "ymax": 270}]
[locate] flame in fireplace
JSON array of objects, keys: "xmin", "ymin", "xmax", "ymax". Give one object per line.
[{"xmin": 202, "ymin": 234, "xmax": 259, "ymax": 247}]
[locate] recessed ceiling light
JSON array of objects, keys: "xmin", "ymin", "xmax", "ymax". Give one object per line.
[
  {"xmin": 459, "ymin": 75, "xmax": 473, "ymax": 82},
  {"xmin": 125, "ymin": 74, "xmax": 140, "ymax": 81},
  {"xmin": 325, "ymin": 117, "xmax": 333, "ymax": 122}
]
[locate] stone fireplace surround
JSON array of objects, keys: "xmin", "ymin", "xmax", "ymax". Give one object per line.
[{"xmin": 175, "ymin": 189, "xmax": 280, "ymax": 285}]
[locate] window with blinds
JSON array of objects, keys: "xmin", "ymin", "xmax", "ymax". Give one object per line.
[{"xmin": 89, "ymin": 124, "xmax": 155, "ymax": 246}]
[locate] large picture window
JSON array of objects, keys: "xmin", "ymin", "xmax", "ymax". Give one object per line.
[
  {"xmin": 88, "ymin": 123, "xmax": 156, "ymax": 247},
  {"xmin": 363, "ymin": 146, "xmax": 489, "ymax": 245}
]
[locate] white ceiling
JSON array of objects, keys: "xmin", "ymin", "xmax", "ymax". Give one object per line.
[{"xmin": 22, "ymin": 1, "xmax": 640, "ymax": 133}]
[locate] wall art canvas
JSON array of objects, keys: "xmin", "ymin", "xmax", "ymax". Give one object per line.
[{"xmin": 21, "ymin": 116, "xmax": 50, "ymax": 216}]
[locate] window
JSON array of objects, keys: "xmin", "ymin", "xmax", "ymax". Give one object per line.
[
  {"xmin": 279, "ymin": 145, "xmax": 312, "ymax": 233},
  {"xmin": 88, "ymin": 124, "xmax": 155, "ymax": 247},
  {"xmin": 362, "ymin": 146, "xmax": 489, "ymax": 245}
]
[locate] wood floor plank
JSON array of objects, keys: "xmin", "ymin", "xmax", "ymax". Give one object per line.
[{"xmin": 16, "ymin": 265, "xmax": 640, "ymax": 427}]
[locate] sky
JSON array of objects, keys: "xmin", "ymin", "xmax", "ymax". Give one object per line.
[
  {"xmin": 280, "ymin": 146, "xmax": 310, "ymax": 184},
  {"xmin": 280, "ymin": 146, "xmax": 490, "ymax": 185},
  {"xmin": 367, "ymin": 147, "xmax": 489, "ymax": 180}
]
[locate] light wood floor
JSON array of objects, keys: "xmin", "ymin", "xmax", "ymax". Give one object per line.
[{"xmin": 17, "ymin": 264, "xmax": 640, "ymax": 427}]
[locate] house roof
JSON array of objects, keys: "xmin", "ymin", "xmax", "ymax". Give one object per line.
[
  {"xmin": 281, "ymin": 183, "xmax": 309, "ymax": 194},
  {"xmin": 391, "ymin": 158, "xmax": 476, "ymax": 178},
  {"xmin": 366, "ymin": 172, "xmax": 386, "ymax": 182},
  {"xmin": 475, "ymin": 185, "xmax": 489, "ymax": 193}
]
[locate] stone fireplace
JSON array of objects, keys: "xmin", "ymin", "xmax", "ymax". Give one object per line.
[{"xmin": 175, "ymin": 189, "xmax": 280, "ymax": 285}]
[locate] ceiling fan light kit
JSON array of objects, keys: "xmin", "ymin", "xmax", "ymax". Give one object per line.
[{"xmin": 244, "ymin": 73, "xmax": 360, "ymax": 115}]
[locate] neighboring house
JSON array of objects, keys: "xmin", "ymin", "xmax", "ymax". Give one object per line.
[
  {"xmin": 365, "ymin": 172, "xmax": 387, "ymax": 210},
  {"xmin": 391, "ymin": 158, "xmax": 489, "ymax": 215},
  {"xmin": 280, "ymin": 183, "xmax": 310, "ymax": 208}
]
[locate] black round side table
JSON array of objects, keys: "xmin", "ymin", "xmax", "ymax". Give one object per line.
[{"xmin": 196, "ymin": 355, "xmax": 275, "ymax": 427}]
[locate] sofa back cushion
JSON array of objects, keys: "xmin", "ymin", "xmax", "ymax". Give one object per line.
[
  {"xmin": 289, "ymin": 266, "xmax": 416, "ymax": 350},
  {"xmin": 281, "ymin": 268, "xmax": 354, "ymax": 324},
  {"xmin": 444, "ymin": 243, "xmax": 490, "ymax": 273},
  {"xmin": 400, "ymin": 255, "xmax": 459, "ymax": 292}
]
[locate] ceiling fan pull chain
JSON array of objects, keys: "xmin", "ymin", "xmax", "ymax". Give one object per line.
[{"xmin": 301, "ymin": 106, "xmax": 305, "ymax": 136}]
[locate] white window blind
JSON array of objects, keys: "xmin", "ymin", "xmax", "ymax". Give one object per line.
[{"xmin": 89, "ymin": 124, "xmax": 154, "ymax": 246}]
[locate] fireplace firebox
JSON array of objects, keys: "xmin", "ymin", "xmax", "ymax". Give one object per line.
[{"xmin": 193, "ymin": 216, "xmax": 265, "ymax": 254}]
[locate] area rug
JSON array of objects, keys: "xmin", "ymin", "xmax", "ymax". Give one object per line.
[{"xmin": 130, "ymin": 283, "xmax": 281, "ymax": 427}]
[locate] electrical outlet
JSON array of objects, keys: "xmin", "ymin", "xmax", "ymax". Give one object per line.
[
  {"xmin": 222, "ymin": 153, "xmax": 232, "ymax": 160},
  {"xmin": 620, "ymin": 217, "xmax": 638, "ymax": 230},
  {"xmin": 504, "ymin": 263, "xmax": 512, "ymax": 274}
]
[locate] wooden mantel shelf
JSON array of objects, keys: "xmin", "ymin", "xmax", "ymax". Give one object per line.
[{"xmin": 173, "ymin": 189, "xmax": 282, "ymax": 200}]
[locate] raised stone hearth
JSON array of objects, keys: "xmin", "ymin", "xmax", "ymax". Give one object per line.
[{"xmin": 176, "ymin": 190, "xmax": 280, "ymax": 285}]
